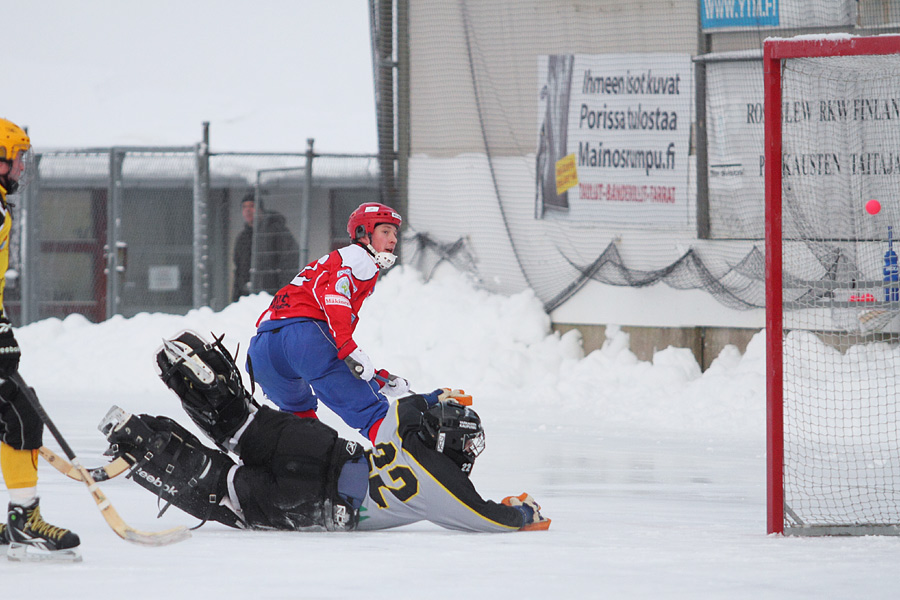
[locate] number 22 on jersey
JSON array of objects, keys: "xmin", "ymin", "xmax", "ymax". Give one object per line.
[{"xmin": 367, "ymin": 442, "xmax": 419, "ymax": 508}]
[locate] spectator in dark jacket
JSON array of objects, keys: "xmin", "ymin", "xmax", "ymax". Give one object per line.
[{"xmin": 232, "ymin": 193, "xmax": 300, "ymax": 301}]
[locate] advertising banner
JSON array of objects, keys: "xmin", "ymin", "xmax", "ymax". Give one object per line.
[
  {"xmin": 700, "ymin": 0, "xmax": 854, "ymax": 31},
  {"xmin": 536, "ymin": 54, "xmax": 693, "ymax": 226}
]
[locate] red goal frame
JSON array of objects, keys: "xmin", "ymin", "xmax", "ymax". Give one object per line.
[{"xmin": 765, "ymin": 34, "xmax": 900, "ymax": 535}]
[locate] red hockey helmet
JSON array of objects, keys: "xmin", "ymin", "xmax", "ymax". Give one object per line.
[{"xmin": 347, "ymin": 202, "xmax": 402, "ymax": 241}]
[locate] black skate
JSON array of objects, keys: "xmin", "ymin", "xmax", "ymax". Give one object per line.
[
  {"xmin": 0, "ymin": 522, "xmax": 7, "ymax": 545},
  {"xmin": 6, "ymin": 499, "xmax": 81, "ymax": 562}
]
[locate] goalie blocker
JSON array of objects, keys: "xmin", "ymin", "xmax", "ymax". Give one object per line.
[{"xmin": 100, "ymin": 331, "xmax": 549, "ymax": 533}]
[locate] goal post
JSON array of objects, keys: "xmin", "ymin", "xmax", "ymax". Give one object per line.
[{"xmin": 765, "ymin": 34, "xmax": 900, "ymax": 536}]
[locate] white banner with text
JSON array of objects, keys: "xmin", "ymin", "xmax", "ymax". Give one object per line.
[{"xmin": 535, "ymin": 53, "xmax": 693, "ymax": 227}]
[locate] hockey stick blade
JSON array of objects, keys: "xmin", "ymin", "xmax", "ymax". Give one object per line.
[
  {"xmin": 39, "ymin": 446, "xmax": 131, "ymax": 482},
  {"xmin": 9, "ymin": 372, "xmax": 191, "ymax": 547},
  {"xmin": 69, "ymin": 459, "xmax": 191, "ymax": 547}
]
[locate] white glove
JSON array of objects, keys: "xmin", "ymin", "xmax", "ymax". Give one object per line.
[
  {"xmin": 344, "ymin": 347, "xmax": 375, "ymax": 381},
  {"xmin": 382, "ymin": 374, "xmax": 410, "ymax": 398}
]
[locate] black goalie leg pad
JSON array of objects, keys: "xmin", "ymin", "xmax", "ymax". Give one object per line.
[
  {"xmin": 228, "ymin": 407, "xmax": 365, "ymax": 531},
  {"xmin": 100, "ymin": 408, "xmax": 244, "ymax": 529},
  {"xmin": 156, "ymin": 331, "xmax": 257, "ymax": 452}
]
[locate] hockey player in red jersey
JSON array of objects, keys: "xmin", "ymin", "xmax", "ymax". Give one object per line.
[
  {"xmin": 97, "ymin": 331, "xmax": 550, "ymax": 533},
  {"xmin": 247, "ymin": 202, "xmax": 407, "ymax": 442}
]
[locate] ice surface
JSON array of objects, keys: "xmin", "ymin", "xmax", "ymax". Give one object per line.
[{"xmin": 2, "ymin": 266, "xmax": 896, "ymax": 598}]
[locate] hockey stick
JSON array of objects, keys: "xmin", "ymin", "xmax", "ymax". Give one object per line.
[
  {"xmin": 39, "ymin": 446, "xmax": 131, "ymax": 483},
  {"xmin": 373, "ymin": 371, "xmax": 408, "ymax": 388},
  {"xmin": 10, "ymin": 372, "xmax": 191, "ymax": 546},
  {"xmin": 372, "ymin": 374, "xmax": 474, "ymax": 406}
]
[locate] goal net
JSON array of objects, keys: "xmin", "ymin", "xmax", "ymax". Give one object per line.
[{"xmin": 765, "ymin": 35, "xmax": 900, "ymax": 536}]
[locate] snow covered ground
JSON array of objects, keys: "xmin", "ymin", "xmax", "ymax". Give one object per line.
[{"xmin": 2, "ymin": 265, "xmax": 898, "ymax": 598}]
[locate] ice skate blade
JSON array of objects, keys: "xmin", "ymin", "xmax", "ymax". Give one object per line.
[
  {"xmin": 163, "ymin": 339, "xmax": 215, "ymax": 385},
  {"xmin": 7, "ymin": 542, "xmax": 83, "ymax": 562}
]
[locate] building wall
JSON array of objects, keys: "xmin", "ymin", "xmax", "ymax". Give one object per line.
[
  {"xmin": 404, "ymin": 0, "xmax": 896, "ymax": 366},
  {"xmin": 410, "ymin": 1, "xmax": 699, "ymax": 157}
]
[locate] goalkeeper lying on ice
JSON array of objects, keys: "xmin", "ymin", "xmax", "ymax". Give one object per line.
[{"xmin": 97, "ymin": 331, "xmax": 550, "ymax": 533}]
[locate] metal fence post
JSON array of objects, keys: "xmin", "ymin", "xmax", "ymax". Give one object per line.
[
  {"xmin": 19, "ymin": 155, "xmax": 40, "ymax": 325},
  {"xmin": 250, "ymin": 171, "xmax": 262, "ymax": 293},
  {"xmin": 397, "ymin": 0, "xmax": 410, "ymax": 224},
  {"xmin": 106, "ymin": 148, "xmax": 125, "ymax": 318},
  {"xmin": 193, "ymin": 122, "xmax": 211, "ymax": 308},
  {"xmin": 300, "ymin": 138, "xmax": 314, "ymax": 269},
  {"xmin": 372, "ymin": 0, "xmax": 396, "ymax": 204}
]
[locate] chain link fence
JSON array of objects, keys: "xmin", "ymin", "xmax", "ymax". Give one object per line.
[{"xmin": 7, "ymin": 142, "xmax": 381, "ymax": 325}]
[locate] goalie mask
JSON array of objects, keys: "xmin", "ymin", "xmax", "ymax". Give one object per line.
[{"xmin": 419, "ymin": 399, "xmax": 485, "ymax": 473}]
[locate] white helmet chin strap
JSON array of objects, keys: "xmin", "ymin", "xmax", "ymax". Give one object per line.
[{"xmin": 366, "ymin": 244, "xmax": 397, "ymax": 270}]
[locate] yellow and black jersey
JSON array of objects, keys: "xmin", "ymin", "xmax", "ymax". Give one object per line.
[
  {"xmin": 357, "ymin": 396, "xmax": 524, "ymax": 532},
  {"xmin": 0, "ymin": 189, "xmax": 12, "ymax": 312}
]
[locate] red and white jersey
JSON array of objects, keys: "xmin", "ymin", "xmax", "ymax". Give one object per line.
[{"xmin": 256, "ymin": 243, "xmax": 379, "ymax": 359}]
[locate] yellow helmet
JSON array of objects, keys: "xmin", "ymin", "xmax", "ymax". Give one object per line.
[{"xmin": 0, "ymin": 118, "xmax": 30, "ymax": 161}]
